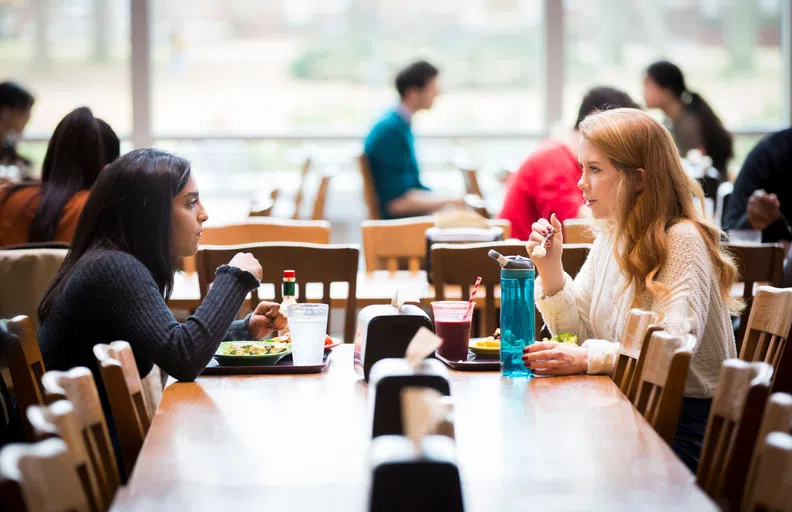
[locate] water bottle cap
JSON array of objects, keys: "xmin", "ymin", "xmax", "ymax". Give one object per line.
[{"xmin": 503, "ymin": 255, "xmax": 533, "ymax": 270}]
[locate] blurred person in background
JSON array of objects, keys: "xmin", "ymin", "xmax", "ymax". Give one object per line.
[
  {"xmin": 0, "ymin": 81, "xmax": 35, "ymax": 175},
  {"xmin": 499, "ymin": 87, "xmax": 640, "ymax": 240},
  {"xmin": 0, "ymin": 107, "xmax": 112, "ymax": 246},
  {"xmin": 723, "ymin": 127, "xmax": 792, "ymax": 249},
  {"xmin": 98, "ymin": 117, "xmax": 121, "ymax": 166},
  {"xmin": 643, "ymin": 60, "xmax": 733, "ymax": 180},
  {"xmin": 364, "ymin": 60, "xmax": 465, "ymax": 219}
]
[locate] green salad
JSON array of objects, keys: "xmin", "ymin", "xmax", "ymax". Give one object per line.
[{"xmin": 542, "ymin": 332, "xmax": 579, "ymax": 344}]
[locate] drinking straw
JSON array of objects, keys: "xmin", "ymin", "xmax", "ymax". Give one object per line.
[{"xmin": 466, "ymin": 276, "xmax": 482, "ymax": 321}]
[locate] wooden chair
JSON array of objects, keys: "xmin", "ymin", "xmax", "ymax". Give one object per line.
[
  {"xmin": 745, "ymin": 431, "xmax": 792, "ymax": 512},
  {"xmin": 562, "ymin": 218, "xmax": 596, "ymax": 244},
  {"xmin": 455, "ymin": 162, "xmax": 484, "ymax": 198},
  {"xmin": 4, "ymin": 316, "xmax": 47, "ymax": 441},
  {"xmin": 611, "ymin": 309, "xmax": 665, "ymax": 400},
  {"xmin": 361, "ymin": 217, "xmax": 512, "ymax": 273},
  {"xmin": 561, "ymin": 244, "xmax": 592, "ymax": 279},
  {"xmin": 431, "ymin": 241, "xmax": 528, "ymax": 338},
  {"xmin": 93, "ymin": 342, "xmax": 151, "ymax": 477},
  {"xmin": 725, "ymin": 243, "xmax": 785, "ymax": 343},
  {"xmin": 310, "ymin": 174, "xmax": 333, "ymax": 221},
  {"xmin": 742, "ymin": 392, "xmax": 792, "ymax": 511},
  {"xmin": 697, "ymin": 359, "xmax": 774, "ymax": 507},
  {"xmin": 0, "ymin": 438, "xmax": 91, "ymax": 512},
  {"xmin": 27, "ymin": 400, "xmax": 104, "ymax": 512},
  {"xmin": 631, "ymin": 331, "xmax": 695, "ymax": 445},
  {"xmin": 41, "ymin": 368, "xmax": 120, "ymax": 506},
  {"xmin": 0, "ymin": 247, "xmax": 68, "ymax": 333},
  {"xmin": 202, "ymin": 219, "xmax": 331, "ymax": 246},
  {"xmin": 248, "ymin": 187, "xmax": 280, "ymax": 217},
  {"xmin": 196, "ymin": 243, "xmax": 359, "ymax": 341},
  {"xmin": 182, "ymin": 218, "xmax": 331, "ymax": 274},
  {"xmin": 292, "ymin": 157, "xmax": 312, "ymax": 220},
  {"xmin": 739, "ymin": 286, "xmax": 792, "ymax": 381},
  {"xmin": 358, "ymin": 154, "xmax": 380, "ymax": 220}
]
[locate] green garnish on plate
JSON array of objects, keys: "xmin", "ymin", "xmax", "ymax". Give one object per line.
[{"xmin": 542, "ymin": 332, "xmax": 579, "ymax": 344}]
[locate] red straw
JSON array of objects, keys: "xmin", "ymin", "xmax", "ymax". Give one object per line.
[{"xmin": 466, "ymin": 276, "xmax": 482, "ymax": 321}]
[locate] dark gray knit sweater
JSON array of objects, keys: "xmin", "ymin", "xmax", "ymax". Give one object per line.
[{"xmin": 38, "ymin": 249, "xmax": 260, "ymax": 383}]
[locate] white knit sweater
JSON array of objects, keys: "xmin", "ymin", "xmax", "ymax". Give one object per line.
[{"xmin": 535, "ymin": 221, "xmax": 736, "ymax": 398}]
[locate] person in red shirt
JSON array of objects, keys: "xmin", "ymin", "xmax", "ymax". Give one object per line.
[{"xmin": 500, "ymin": 87, "xmax": 640, "ymax": 240}]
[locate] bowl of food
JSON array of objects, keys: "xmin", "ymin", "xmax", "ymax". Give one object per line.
[
  {"xmin": 469, "ymin": 329, "xmax": 501, "ymax": 357},
  {"xmin": 214, "ymin": 341, "xmax": 292, "ymax": 367}
]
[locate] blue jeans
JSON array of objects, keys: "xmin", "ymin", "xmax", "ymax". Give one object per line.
[{"xmin": 672, "ymin": 396, "xmax": 712, "ymax": 473}]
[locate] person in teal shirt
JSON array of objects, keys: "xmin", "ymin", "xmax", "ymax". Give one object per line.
[{"xmin": 364, "ymin": 61, "xmax": 465, "ymax": 219}]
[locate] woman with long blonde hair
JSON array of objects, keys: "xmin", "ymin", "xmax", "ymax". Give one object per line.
[{"xmin": 524, "ymin": 108, "xmax": 741, "ymax": 471}]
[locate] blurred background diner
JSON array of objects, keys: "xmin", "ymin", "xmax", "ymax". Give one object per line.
[{"xmin": 0, "ymin": 0, "xmax": 787, "ymax": 243}]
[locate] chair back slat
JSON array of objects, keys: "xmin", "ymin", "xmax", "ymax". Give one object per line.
[
  {"xmin": 697, "ymin": 359, "xmax": 774, "ymax": 506},
  {"xmin": 747, "ymin": 431, "xmax": 792, "ymax": 512},
  {"xmin": 358, "ymin": 154, "xmax": 380, "ymax": 220},
  {"xmin": 197, "ymin": 243, "xmax": 359, "ymax": 341},
  {"xmin": 739, "ymin": 287, "xmax": 792, "ymax": 382},
  {"xmin": 742, "ymin": 392, "xmax": 792, "ymax": 511},
  {"xmin": 27, "ymin": 401, "xmax": 103, "ymax": 512},
  {"xmin": 4, "ymin": 316, "xmax": 47, "ymax": 441},
  {"xmin": 93, "ymin": 342, "xmax": 151, "ymax": 477},
  {"xmin": 310, "ymin": 174, "xmax": 333, "ymax": 221},
  {"xmin": 292, "ymin": 157, "xmax": 312, "ymax": 219},
  {"xmin": 41, "ymin": 368, "xmax": 120, "ymax": 508},
  {"xmin": 632, "ymin": 332, "xmax": 694, "ymax": 444},
  {"xmin": 0, "ymin": 438, "xmax": 91, "ymax": 512},
  {"xmin": 725, "ymin": 244, "xmax": 785, "ymax": 343},
  {"xmin": 562, "ymin": 218, "xmax": 596, "ymax": 244},
  {"xmin": 612, "ymin": 309, "xmax": 665, "ymax": 399}
]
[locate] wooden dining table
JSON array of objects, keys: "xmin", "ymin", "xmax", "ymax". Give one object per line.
[{"xmin": 110, "ymin": 345, "xmax": 715, "ymax": 511}]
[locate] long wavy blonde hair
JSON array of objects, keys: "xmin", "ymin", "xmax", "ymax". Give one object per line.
[{"xmin": 578, "ymin": 108, "xmax": 742, "ymax": 315}]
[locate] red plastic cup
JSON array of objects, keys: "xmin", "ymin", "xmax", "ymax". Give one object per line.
[{"xmin": 431, "ymin": 301, "xmax": 472, "ymax": 362}]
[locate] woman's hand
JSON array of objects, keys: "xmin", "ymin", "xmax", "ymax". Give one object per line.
[
  {"xmin": 228, "ymin": 252, "xmax": 263, "ymax": 281},
  {"xmin": 248, "ymin": 301, "xmax": 288, "ymax": 340},
  {"xmin": 526, "ymin": 214, "xmax": 565, "ymax": 295},
  {"xmin": 522, "ymin": 341, "xmax": 588, "ymax": 376}
]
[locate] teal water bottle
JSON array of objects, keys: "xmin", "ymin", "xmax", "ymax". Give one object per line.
[{"xmin": 499, "ymin": 258, "xmax": 535, "ymax": 377}]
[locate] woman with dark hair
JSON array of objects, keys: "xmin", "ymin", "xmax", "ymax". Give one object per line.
[
  {"xmin": 643, "ymin": 60, "xmax": 733, "ymax": 179},
  {"xmin": 0, "ymin": 81, "xmax": 35, "ymax": 171},
  {"xmin": 38, "ymin": 148, "xmax": 285, "ymax": 379},
  {"xmin": 97, "ymin": 118, "xmax": 120, "ymax": 165},
  {"xmin": 0, "ymin": 106, "xmax": 109, "ymax": 246},
  {"xmin": 37, "ymin": 148, "xmax": 285, "ymax": 473}
]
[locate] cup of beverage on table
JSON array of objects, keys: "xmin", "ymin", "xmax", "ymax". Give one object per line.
[
  {"xmin": 286, "ymin": 303, "xmax": 329, "ymax": 365},
  {"xmin": 431, "ymin": 301, "xmax": 472, "ymax": 361}
]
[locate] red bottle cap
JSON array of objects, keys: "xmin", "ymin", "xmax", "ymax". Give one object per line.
[{"xmin": 283, "ymin": 270, "xmax": 295, "ymax": 278}]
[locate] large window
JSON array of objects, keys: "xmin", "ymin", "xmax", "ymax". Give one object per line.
[
  {"xmin": 151, "ymin": 0, "xmax": 544, "ymax": 136},
  {"xmin": 0, "ymin": 0, "xmax": 131, "ymax": 137},
  {"xmin": 563, "ymin": 0, "xmax": 785, "ymax": 130}
]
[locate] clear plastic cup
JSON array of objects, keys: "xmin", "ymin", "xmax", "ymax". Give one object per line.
[
  {"xmin": 287, "ymin": 303, "xmax": 329, "ymax": 365},
  {"xmin": 431, "ymin": 301, "xmax": 472, "ymax": 362}
]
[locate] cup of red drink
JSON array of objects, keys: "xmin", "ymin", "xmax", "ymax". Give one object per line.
[{"xmin": 431, "ymin": 301, "xmax": 472, "ymax": 361}]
